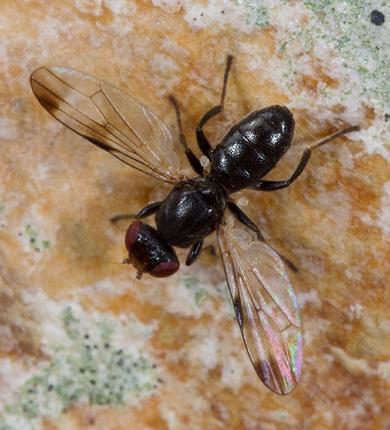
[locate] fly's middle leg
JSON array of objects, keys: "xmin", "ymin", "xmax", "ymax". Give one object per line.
[
  {"xmin": 227, "ymin": 201, "xmax": 298, "ymax": 272},
  {"xmin": 196, "ymin": 54, "xmax": 234, "ymax": 159},
  {"xmin": 168, "ymin": 95, "xmax": 204, "ymax": 176}
]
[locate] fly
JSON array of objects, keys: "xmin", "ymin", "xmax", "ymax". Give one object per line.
[{"xmin": 30, "ymin": 55, "xmax": 359, "ymax": 395}]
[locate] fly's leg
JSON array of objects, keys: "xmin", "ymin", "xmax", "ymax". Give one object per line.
[
  {"xmin": 185, "ymin": 240, "xmax": 204, "ymax": 266},
  {"xmin": 227, "ymin": 201, "xmax": 298, "ymax": 272},
  {"xmin": 110, "ymin": 201, "xmax": 162, "ymax": 224},
  {"xmin": 251, "ymin": 125, "xmax": 360, "ymax": 191},
  {"xmin": 227, "ymin": 201, "xmax": 264, "ymax": 241},
  {"xmin": 196, "ymin": 54, "xmax": 234, "ymax": 159},
  {"xmin": 168, "ymin": 95, "xmax": 204, "ymax": 176}
]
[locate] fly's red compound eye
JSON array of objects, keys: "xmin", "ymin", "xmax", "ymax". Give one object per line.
[
  {"xmin": 125, "ymin": 220, "xmax": 142, "ymax": 252},
  {"xmin": 150, "ymin": 261, "xmax": 179, "ymax": 278}
]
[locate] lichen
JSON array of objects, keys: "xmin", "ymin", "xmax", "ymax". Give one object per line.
[
  {"xmin": 0, "ymin": 307, "xmax": 159, "ymax": 429},
  {"xmin": 183, "ymin": 275, "xmax": 209, "ymax": 306},
  {"xmin": 236, "ymin": 0, "xmax": 269, "ymax": 28},
  {"xmin": 212, "ymin": 0, "xmax": 384, "ymax": 130},
  {"xmin": 300, "ymin": 0, "xmax": 390, "ymax": 110},
  {"xmin": 21, "ymin": 224, "xmax": 50, "ymax": 252}
]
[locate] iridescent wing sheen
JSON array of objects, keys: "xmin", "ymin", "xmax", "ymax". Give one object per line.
[
  {"xmin": 217, "ymin": 218, "xmax": 302, "ymax": 395},
  {"xmin": 30, "ymin": 66, "xmax": 187, "ymax": 184}
]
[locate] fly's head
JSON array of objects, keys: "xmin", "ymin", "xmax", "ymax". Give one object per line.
[{"xmin": 124, "ymin": 221, "xmax": 179, "ymax": 279}]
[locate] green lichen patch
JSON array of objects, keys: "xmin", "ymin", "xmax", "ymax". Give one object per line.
[
  {"xmin": 0, "ymin": 307, "xmax": 159, "ymax": 430},
  {"xmin": 183, "ymin": 275, "xmax": 209, "ymax": 306},
  {"xmin": 236, "ymin": 0, "xmax": 270, "ymax": 28},
  {"xmin": 0, "ymin": 201, "xmax": 5, "ymax": 215},
  {"xmin": 300, "ymin": 0, "xmax": 389, "ymax": 110},
  {"xmin": 240, "ymin": 1, "xmax": 389, "ymax": 113},
  {"xmin": 20, "ymin": 224, "xmax": 50, "ymax": 252}
]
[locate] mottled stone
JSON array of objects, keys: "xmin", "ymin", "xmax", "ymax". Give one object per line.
[{"xmin": 0, "ymin": 1, "xmax": 389, "ymax": 430}]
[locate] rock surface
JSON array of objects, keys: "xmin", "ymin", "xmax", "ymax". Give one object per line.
[{"xmin": 0, "ymin": 1, "xmax": 389, "ymax": 429}]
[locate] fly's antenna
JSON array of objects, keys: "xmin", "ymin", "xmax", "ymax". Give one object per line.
[
  {"xmin": 122, "ymin": 257, "xmax": 143, "ymax": 286},
  {"xmin": 132, "ymin": 273, "xmax": 139, "ymax": 289}
]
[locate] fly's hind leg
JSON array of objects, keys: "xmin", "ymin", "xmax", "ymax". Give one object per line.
[
  {"xmin": 227, "ymin": 201, "xmax": 298, "ymax": 272},
  {"xmin": 196, "ymin": 54, "xmax": 234, "ymax": 159},
  {"xmin": 110, "ymin": 201, "xmax": 162, "ymax": 224},
  {"xmin": 251, "ymin": 125, "xmax": 360, "ymax": 191}
]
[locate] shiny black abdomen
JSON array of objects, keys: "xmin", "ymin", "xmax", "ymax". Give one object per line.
[
  {"xmin": 210, "ymin": 105, "xmax": 295, "ymax": 192},
  {"xmin": 155, "ymin": 178, "xmax": 226, "ymax": 248}
]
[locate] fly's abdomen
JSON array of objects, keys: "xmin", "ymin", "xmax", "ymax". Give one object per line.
[{"xmin": 211, "ymin": 106, "xmax": 295, "ymax": 192}]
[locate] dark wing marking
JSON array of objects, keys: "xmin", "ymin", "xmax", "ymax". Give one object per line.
[
  {"xmin": 217, "ymin": 218, "xmax": 302, "ymax": 395},
  {"xmin": 30, "ymin": 66, "xmax": 189, "ymax": 184}
]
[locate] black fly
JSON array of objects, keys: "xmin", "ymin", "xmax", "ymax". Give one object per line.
[{"xmin": 30, "ymin": 56, "xmax": 359, "ymax": 395}]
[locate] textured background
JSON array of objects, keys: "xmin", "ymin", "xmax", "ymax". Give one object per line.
[{"xmin": 0, "ymin": 1, "xmax": 389, "ymax": 429}]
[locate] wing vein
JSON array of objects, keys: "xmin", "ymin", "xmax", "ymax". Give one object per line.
[
  {"xmin": 34, "ymin": 80, "xmax": 141, "ymax": 157},
  {"xmin": 99, "ymin": 86, "xmax": 153, "ymax": 152},
  {"xmin": 95, "ymin": 87, "xmax": 147, "ymax": 150},
  {"xmin": 31, "ymin": 66, "xmax": 190, "ymax": 186},
  {"xmin": 217, "ymin": 221, "xmax": 302, "ymax": 395},
  {"xmin": 38, "ymin": 95, "xmax": 152, "ymax": 170}
]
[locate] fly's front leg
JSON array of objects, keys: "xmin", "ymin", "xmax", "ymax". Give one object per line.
[
  {"xmin": 227, "ymin": 201, "xmax": 298, "ymax": 272},
  {"xmin": 185, "ymin": 240, "xmax": 203, "ymax": 266},
  {"xmin": 251, "ymin": 125, "xmax": 360, "ymax": 192},
  {"xmin": 110, "ymin": 201, "xmax": 162, "ymax": 224},
  {"xmin": 196, "ymin": 54, "xmax": 234, "ymax": 159}
]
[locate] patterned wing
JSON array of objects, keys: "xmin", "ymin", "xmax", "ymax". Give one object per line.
[
  {"xmin": 30, "ymin": 66, "xmax": 188, "ymax": 184},
  {"xmin": 217, "ymin": 218, "xmax": 302, "ymax": 395}
]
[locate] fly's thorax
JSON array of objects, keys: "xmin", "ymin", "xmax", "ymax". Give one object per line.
[{"xmin": 155, "ymin": 177, "xmax": 226, "ymax": 248}]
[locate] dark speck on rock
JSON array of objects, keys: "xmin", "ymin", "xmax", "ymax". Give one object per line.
[{"xmin": 370, "ymin": 10, "xmax": 385, "ymax": 26}]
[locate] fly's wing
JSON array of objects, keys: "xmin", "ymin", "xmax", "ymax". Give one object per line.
[
  {"xmin": 30, "ymin": 66, "xmax": 188, "ymax": 184},
  {"xmin": 217, "ymin": 218, "xmax": 302, "ymax": 395}
]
